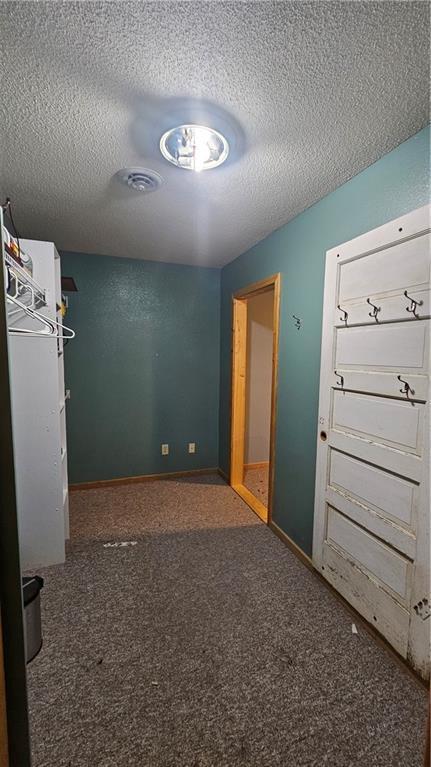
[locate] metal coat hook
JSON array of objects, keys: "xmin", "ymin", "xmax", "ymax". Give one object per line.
[
  {"xmin": 335, "ymin": 371, "xmax": 344, "ymax": 388},
  {"xmin": 367, "ymin": 298, "xmax": 381, "ymax": 321},
  {"xmin": 292, "ymin": 315, "xmax": 302, "ymax": 330},
  {"xmin": 337, "ymin": 305, "xmax": 348, "ymax": 323},
  {"xmin": 397, "ymin": 375, "xmax": 415, "ymax": 398},
  {"xmin": 404, "ymin": 290, "xmax": 423, "ymax": 318}
]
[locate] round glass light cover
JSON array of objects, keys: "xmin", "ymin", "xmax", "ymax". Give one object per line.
[{"xmin": 160, "ymin": 124, "xmax": 229, "ymax": 171}]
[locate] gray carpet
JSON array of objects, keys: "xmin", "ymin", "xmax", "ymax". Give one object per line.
[{"xmin": 27, "ymin": 474, "xmax": 427, "ymax": 767}]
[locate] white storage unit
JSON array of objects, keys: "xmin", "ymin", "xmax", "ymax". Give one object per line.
[{"xmin": 6, "ymin": 237, "xmax": 71, "ymax": 568}]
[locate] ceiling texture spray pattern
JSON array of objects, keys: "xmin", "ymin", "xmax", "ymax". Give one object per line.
[{"xmin": 0, "ymin": 1, "xmax": 429, "ymax": 266}]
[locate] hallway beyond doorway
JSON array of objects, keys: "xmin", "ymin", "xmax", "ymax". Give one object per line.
[{"xmin": 243, "ymin": 464, "xmax": 269, "ymax": 508}]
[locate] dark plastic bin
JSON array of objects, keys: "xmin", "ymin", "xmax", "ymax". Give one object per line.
[{"xmin": 22, "ymin": 576, "xmax": 44, "ymax": 663}]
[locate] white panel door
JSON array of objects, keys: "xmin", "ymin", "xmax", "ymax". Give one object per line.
[{"xmin": 313, "ymin": 205, "xmax": 431, "ymax": 680}]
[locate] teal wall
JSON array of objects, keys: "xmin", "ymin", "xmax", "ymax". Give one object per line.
[
  {"xmin": 61, "ymin": 127, "xmax": 429, "ymax": 547},
  {"xmin": 219, "ymin": 126, "xmax": 430, "ymax": 555},
  {"xmin": 61, "ymin": 253, "xmax": 220, "ymax": 483}
]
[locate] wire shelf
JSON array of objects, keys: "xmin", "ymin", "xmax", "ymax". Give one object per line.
[
  {"xmin": 3, "ymin": 238, "xmax": 75, "ymax": 339},
  {"xmin": 4, "ymin": 250, "xmax": 46, "ymax": 307}
]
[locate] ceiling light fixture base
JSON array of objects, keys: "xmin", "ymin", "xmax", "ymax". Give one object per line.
[{"xmin": 160, "ymin": 124, "xmax": 229, "ymax": 172}]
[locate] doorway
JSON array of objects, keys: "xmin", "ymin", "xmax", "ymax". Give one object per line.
[{"xmin": 230, "ymin": 274, "xmax": 280, "ymax": 523}]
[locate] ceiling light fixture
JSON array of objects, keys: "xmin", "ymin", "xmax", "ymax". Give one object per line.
[{"xmin": 159, "ymin": 124, "xmax": 229, "ymax": 172}]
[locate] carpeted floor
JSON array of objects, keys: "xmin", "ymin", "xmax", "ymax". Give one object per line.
[
  {"xmin": 243, "ymin": 465, "xmax": 269, "ymax": 508},
  {"xmin": 27, "ymin": 473, "xmax": 427, "ymax": 767}
]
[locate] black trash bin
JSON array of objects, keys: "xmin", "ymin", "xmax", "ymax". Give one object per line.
[{"xmin": 22, "ymin": 576, "xmax": 44, "ymax": 663}]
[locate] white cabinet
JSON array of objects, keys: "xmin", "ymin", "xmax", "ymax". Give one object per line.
[{"xmin": 7, "ymin": 239, "xmax": 70, "ymax": 569}]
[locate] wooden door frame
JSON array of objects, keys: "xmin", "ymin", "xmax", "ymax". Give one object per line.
[{"xmin": 230, "ymin": 274, "xmax": 280, "ymax": 523}]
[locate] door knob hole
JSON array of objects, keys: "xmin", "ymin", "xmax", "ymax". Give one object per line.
[{"xmin": 320, "ymin": 431, "xmax": 327, "ymax": 441}]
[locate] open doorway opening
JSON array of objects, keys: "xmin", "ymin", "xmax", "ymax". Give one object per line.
[
  {"xmin": 230, "ymin": 275, "xmax": 280, "ymax": 523},
  {"xmin": 243, "ymin": 290, "xmax": 274, "ymax": 508}
]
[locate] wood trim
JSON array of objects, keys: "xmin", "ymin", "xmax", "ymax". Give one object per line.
[
  {"xmin": 0, "ymin": 616, "xmax": 8, "ymax": 767},
  {"xmin": 268, "ymin": 274, "xmax": 281, "ymax": 524},
  {"xmin": 244, "ymin": 461, "xmax": 269, "ymax": 470},
  {"xmin": 69, "ymin": 467, "xmax": 219, "ymax": 491},
  {"xmin": 269, "ymin": 520, "xmax": 313, "ymax": 569},
  {"xmin": 326, "ymin": 204, "xmax": 430, "ymax": 264},
  {"xmin": 234, "ymin": 274, "xmax": 280, "ymax": 299},
  {"xmin": 230, "ymin": 274, "xmax": 281, "ymax": 526},
  {"xmin": 232, "ymin": 484, "xmax": 268, "ymax": 523}
]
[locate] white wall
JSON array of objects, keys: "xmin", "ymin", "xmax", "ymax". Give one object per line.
[{"xmin": 245, "ymin": 290, "xmax": 274, "ymax": 464}]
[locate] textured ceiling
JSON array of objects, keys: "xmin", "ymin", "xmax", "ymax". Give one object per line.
[{"xmin": 0, "ymin": 1, "xmax": 429, "ymax": 267}]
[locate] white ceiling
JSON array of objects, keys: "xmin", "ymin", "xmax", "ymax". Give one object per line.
[{"xmin": 0, "ymin": 1, "xmax": 429, "ymax": 267}]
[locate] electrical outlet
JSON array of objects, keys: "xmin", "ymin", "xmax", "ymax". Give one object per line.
[
  {"xmin": 161, "ymin": 444, "xmax": 169, "ymax": 456},
  {"xmin": 188, "ymin": 442, "xmax": 196, "ymax": 454}
]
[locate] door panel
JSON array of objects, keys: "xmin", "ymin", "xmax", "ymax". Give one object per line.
[
  {"xmin": 335, "ymin": 322, "xmax": 428, "ymax": 370},
  {"xmin": 330, "ymin": 370, "xmax": 428, "ymax": 400},
  {"xmin": 326, "ymin": 485, "xmax": 416, "ymax": 559},
  {"xmin": 329, "ymin": 450, "xmax": 416, "ymax": 529},
  {"xmin": 327, "ymin": 507, "xmax": 411, "ymax": 602},
  {"xmin": 335, "ymin": 288, "xmax": 430, "ymax": 327},
  {"xmin": 338, "ymin": 233, "xmax": 430, "ymax": 302},
  {"xmin": 329, "ymin": 430, "xmax": 423, "ymax": 481},
  {"xmin": 313, "ymin": 205, "xmax": 430, "ymax": 679},
  {"xmin": 332, "ymin": 390, "xmax": 423, "ymax": 454}
]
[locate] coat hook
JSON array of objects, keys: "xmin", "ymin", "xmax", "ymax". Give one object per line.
[
  {"xmin": 404, "ymin": 290, "xmax": 423, "ymax": 319},
  {"xmin": 397, "ymin": 375, "xmax": 415, "ymax": 397},
  {"xmin": 292, "ymin": 315, "xmax": 302, "ymax": 330},
  {"xmin": 337, "ymin": 305, "xmax": 348, "ymax": 323},
  {"xmin": 335, "ymin": 370, "xmax": 344, "ymax": 388},
  {"xmin": 366, "ymin": 298, "xmax": 381, "ymax": 321}
]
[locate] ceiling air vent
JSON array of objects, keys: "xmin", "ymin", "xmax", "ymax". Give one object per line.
[{"xmin": 116, "ymin": 168, "xmax": 163, "ymax": 193}]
